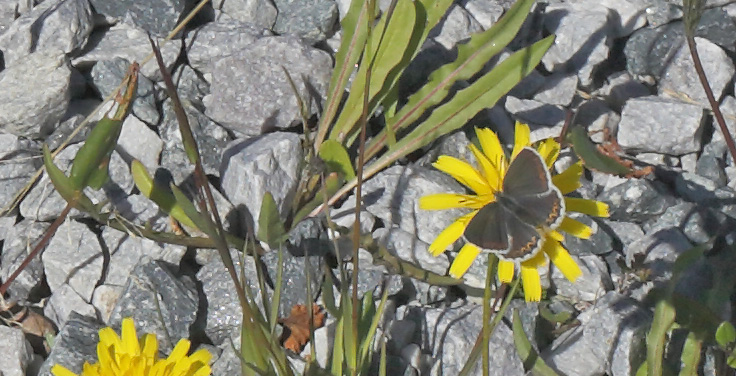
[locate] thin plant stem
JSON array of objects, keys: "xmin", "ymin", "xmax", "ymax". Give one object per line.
[{"xmin": 686, "ymin": 35, "xmax": 736, "ymax": 163}]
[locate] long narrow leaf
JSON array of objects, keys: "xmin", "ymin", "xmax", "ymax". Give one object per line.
[
  {"xmin": 512, "ymin": 310, "xmax": 559, "ymax": 376},
  {"xmin": 365, "ymin": 0, "xmax": 537, "ymax": 159}
]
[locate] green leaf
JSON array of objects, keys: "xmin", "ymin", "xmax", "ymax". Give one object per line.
[
  {"xmin": 42, "ymin": 145, "xmax": 96, "ymax": 213},
  {"xmin": 130, "ymin": 160, "xmax": 198, "ymax": 230},
  {"xmin": 256, "ymin": 192, "xmax": 287, "ymax": 246},
  {"xmin": 512, "ymin": 310, "xmax": 560, "ymax": 376},
  {"xmin": 679, "ymin": 332, "xmax": 702, "ymax": 376},
  {"xmin": 319, "ymin": 140, "xmax": 356, "ymax": 179},
  {"xmin": 366, "ymin": 0, "xmax": 537, "ymax": 157},
  {"xmin": 329, "ymin": 0, "xmax": 420, "ymax": 144},
  {"xmin": 728, "ymin": 353, "xmax": 736, "ymax": 369},
  {"xmin": 646, "ymin": 298, "xmax": 677, "ymax": 376},
  {"xmin": 292, "ymin": 173, "xmax": 343, "ymax": 225},
  {"xmin": 69, "ymin": 63, "xmax": 138, "ymax": 190},
  {"xmin": 716, "ymin": 321, "xmax": 736, "ymax": 347},
  {"xmin": 565, "ymin": 126, "xmax": 632, "ymax": 176}
]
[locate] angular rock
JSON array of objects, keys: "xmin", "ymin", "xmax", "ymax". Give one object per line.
[
  {"xmin": 203, "ymin": 37, "xmax": 331, "ymax": 137},
  {"xmin": 186, "ymin": 20, "xmax": 265, "ymax": 73},
  {"xmin": 220, "ymin": 132, "xmax": 303, "ymax": 234},
  {"xmin": 659, "ymin": 37, "xmax": 734, "ymax": 107},
  {"xmin": 617, "ymin": 96, "xmax": 704, "ymax": 155},
  {"xmin": 0, "ymin": 326, "xmax": 33, "ymax": 376},
  {"xmin": 160, "ymin": 100, "xmax": 232, "ymax": 181},
  {"xmin": 117, "ymin": 115, "xmax": 163, "ymax": 172},
  {"xmin": 89, "ymin": 0, "xmax": 189, "ymax": 37},
  {"xmin": 0, "ymin": 0, "xmax": 93, "ymax": 67},
  {"xmin": 197, "ymin": 249, "xmax": 263, "ymax": 345},
  {"xmin": 0, "ymin": 220, "xmax": 49, "ymax": 302},
  {"xmin": 38, "ymin": 313, "xmax": 104, "ymax": 376},
  {"xmin": 504, "ymin": 97, "xmax": 565, "ymax": 140},
  {"xmin": 625, "ymin": 228, "xmax": 693, "ymax": 282},
  {"xmin": 603, "ymin": 219, "xmax": 645, "ymax": 250},
  {"xmin": 108, "ymin": 260, "xmax": 198, "ymax": 350},
  {"xmin": 429, "ymin": 4, "xmax": 483, "ymax": 50},
  {"xmin": 43, "ymin": 220, "xmax": 103, "ymax": 301},
  {"xmin": 330, "ymin": 194, "xmax": 376, "ymax": 234},
  {"xmin": 594, "ymin": 71, "xmax": 650, "ymax": 111},
  {"xmin": 90, "ymin": 57, "xmax": 160, "ymax": 125},
  {"xmin": 91, "ymin": 284, "xmax": 123, "ymax": 323},
  {"xmin": 397, "ymin": 302, "xmax": 524, "ymax": 375},
  {"xmin": 44, "ymin": 283, "xmax": 97, "ymax": 329},
  {"xmin": 696, "ymin": 142, "xmax": 728, "ymax": 186},
  {"xmin": 261, "ymin": 246, "xmax": 323, "ymax": 317},
  {"xmin": 215, "ymin": 0, "xmax": 277, "ymax": 29},
  {"xmin": 562, "ymin": 213, "xmax": 616, "ymax": 256},
  {"xmin": 0, "ymin": 134, "xmax": 38, "ymax": 215},
  {"xmin": 100, "ymin": 227, "xmax": 187, "ymax": 286},
  {"xmin": 272, "ymin": 0, "xmax": 338, "ymax": 44},
  {"xmin": 598, "ymin": 0, "xmax": 648, "ymax": 37},
  {"xmin": 552, "ymin": 254, "xmax": 612, "ymax": 302},
  {"xmin": 542, "ymin": 3, "xmax": 614, "ymax": 86},
  {"xmin": 463, "ymin": 0, "xmax": 504, "ymax": 30},
  {"xmin": 542, "ymin": 292, "xmax": 650, "ymax": 376},
  {"xmin": 532, "ymin": 73, "xmax": 578, "ymax": 106},
  {"xmin": 72, "ymin": 23, "xmax": 181, "ymax": 78},
  {"xmin": 597, "ymin": 179, "xmax": 678, "ymax": 222},
  {"xmin": 374, "ymin": 227, "xmax": 451, "ymax": 277},
  {"xmin": 0, "ymin": 50, "xmax": 72, "ymax": 137},
  {"xmin": 416, "ymin": 129, "xmax": 474, "ymax": 168},
  {"xmin": 362, "ymin": 165, "xmax": 467, "ymax": 246}
]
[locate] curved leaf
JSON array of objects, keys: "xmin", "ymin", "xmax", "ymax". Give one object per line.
[
  {"xmin": 319, "ymin": 140, "xmax": 356, "ymax": 180},
  {"xmin": 130, "ymin": 160, "xmax": 198, "ymax": 230},
  {"xmin": 566, "ymin": 126, "xmax": 632, "ymax": 176},
  {"xmin": 716, "ymin": 321, "xmax": 736, "ymax": 347},
  {"xmin": 512, "ymin": 309, "xmax": 560, "ymax": 376}
]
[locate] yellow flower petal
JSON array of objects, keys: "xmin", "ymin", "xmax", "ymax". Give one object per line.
[
  {"xmin": 511, "ymin": 122, "xmax": 531, "ymax": 158},
  {"xmin": 51, "ymin": 365, "xmax": 79, "ymax": 376},
  {"xmin": 121, "ymin": 318, "xmax": 140, "ymax": 355},
  {"xmin": 535, "ymin": 138, "xmax": 560, "ymax": 168},
  {"xmin": 167, "ymin": 339, "xmax": 191, "ymax": 362},
  {"xmin": 552, "ymin": 161, "xmax": 583, "ymax": 194},
  {"xmin": 565, "ymin": 197, "xmax": 610, "ymax": 217},
  {"xmin": 520, "ymin": 263, "xmax": 542, "ymax": 302},
  {"xmin": 475, "ymin": 127, "xmax": 505, "ymax": 172},
  {"xmin": 497, "ymin": 260, "xmax": 515, "ymax": 283},
  {"xmin": 428, "ymin": 212, "xmax": 475, "ymax": 256},
  {"xmin": 141, "ymin": 333, "xmax": 159, "ymax": 362},
  {"xmin": 543, "ymin": 239, "xmax": 582, "ymax": 282},
  {"xmin": 558, "ymin": 217, "xmax": 593, "ymax": 239},
  {"xmin": 419, "ymin": 193, "xmax": 486, "ymax": 210},
  {"xmin": 449, "ymin": 243, "xmax": 482, "ymax": 278},
  {"xmin": 433, "ymin": 156, "xmax": 492, "ymax": 195},
  {"xmin": 469, "ymin": 143, "xmax": 501, "ymax": 192}
]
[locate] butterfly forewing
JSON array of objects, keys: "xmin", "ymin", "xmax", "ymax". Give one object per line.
[
  {"xmin": 503, "ymin": 147, "xmax": 552, "ymax": 196},
  {"xmin": 506, "ymin": 188, "xmax": 565, "ymax": 229},
  {"xmin": 464, "ymin": 203, "xmax": 509, "ymax": 251}
]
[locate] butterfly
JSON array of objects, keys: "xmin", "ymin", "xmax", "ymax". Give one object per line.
[{"xmin": 463, "ymin": 147, "xmax": 565, "ymax": 262}]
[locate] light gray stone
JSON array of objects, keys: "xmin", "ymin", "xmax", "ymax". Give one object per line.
[
  {"xmin": 108, "ymin": 260, "xmax": 198, "ymax": 351},
  {"xmin": 504, "ymin": 97, "xmax": 565, "ymax": 140},
  {"xmin": 542, "ymin": 3, "xmax": 614, "ymax": 86},
  {"xmin": 625, "ymin": 228, "xmax": 693, "ymax": 282},
  {"xmin": 0, "ymin": 135, "xmax": 37, "ymax": 215},
  {"xmin": 675, "ymin": 172, "xmax": 736, "ymax": 204},
  {"xmin": 43, "ymin": 220, "xmax": 104, "ymax": 301},
  {"xmin": 0, "ymin": 220, "xmax": 49, "ymax": 302},
  {"xmin": 618, "ymin": 96, "xmax": 705, "ymax": 155},
  {"xmin": 373, "ymin": 227, "xmax": 451, "ymax": 277},
  {"xmin": 533, "ymin": 73, "xmax": 578, "ymax": 106},
  {"xmin": 542, "ymin": 291, "xmax": 650, "ymax": 376},
  {"xmin": 598, "ymin": 0, "xmax": 648, "ymax": 37},
  {"xmin": 197, "ymin": 249, "xmax": 262, "ymax": 345},
  {"xmin": 597, "ymin": 179, "xmax": 678, "ymax": 222},
  {"xmin": 595, "ymin": 71, "xmax": 650, "ymax": 111},
  {"xmin": 0, "ymin": 326, "xmax": 34, "ymax": 376},
  {"xmin": 272, "ymin": 0, "xmax": 338, "ymax": 44},
  {"xmin": 362, "ymin": 165, "xmax": 467, "ymax": 247},
  {"xmin": 604, "ymin": 219, "xmax": 644, "ymax": 249},
  {"xmin": 220, "ymin": 132, "xmax": 303, "ymax": 234},
  {"xmin": 644, "ymin": 201, "xmax": 733, "ymax": 247},
  {"xmin": 72, "ymin": 23, "xmax": 181, "ymax": 78},
  {"xmin": 203, "ymin": 36, "xmax": 331, "ymax": 137},
  {"xmin": 429, "ymin": 4, "xmax": 483, "ymax": 50},
  {"xmin": 0, "ymin": 0, "xmax": 93, "ymax": 67},
  {"xmin": 90, "ymin": 57, "xmax": 160, "ymax": 125},
  {"xmin": 552, "ymin": 254, "xmax": 612, "ymax": 302},
  {"xmin": 330, "ymin": 194, "xmax": 376, "ymax": 234},
  {"xmin": 659, "ymin": 37, "xmax": 735, "ymax": 107},
  {"xmin": 186, "ymin": 19, "xmax": 266, "ymax": 73},
  {"xmin": 398, "ymin": 302, "xmax": 524, "ymax": 375},
  {"xmin": 117, "ymin": 115, "xmax": 164, "ymax": 172},
  {"xmin": 91, "ymin": 284, "xmax": 123, "ymax": 323},
  {"xmin": 44, "ymin": 283, "xmax": 97, "ymax": 329},
  {"xmin": 101, "ymin": 227, "xmax": 187, "ymax": 286},
  {"xmin": 216, "ymin": 0, "xmax": 277, "ymax": 29},
  {"xmin": 89, "ymin": 0, "xmax": 189, "ymax": 37},
  {"xmin": 0, "ymin": 50, "xmax": 72, "ymax": 137},
  {"xmin": 38, "ymin": 313, "xmax": 104, "ymax": 376},
  {"xmin": 463, "ymin": 0, "xmax": 504, "ymax": 30}
]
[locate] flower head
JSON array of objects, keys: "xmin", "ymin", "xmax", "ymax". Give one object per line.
[
  {"xmin": 419, "ymin": 122, "xmax": 609, "ymax": 301},
  {"xmin": 51, "ymin": 318, "xmax": 212, "ymax": 376}
]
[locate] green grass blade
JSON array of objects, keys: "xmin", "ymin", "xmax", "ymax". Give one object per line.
[
  {"xmin": 359, "ymin": 286, "xmax": 389, "ymax": 372},
  {"xmin": 315, "ymin": 0, "xmax": 375, "ymax": 148},
  {"xmin": 565, "ymin": 126, "xmax": 633, "ymax": 176},
  {"xmin": 679, "ymin": 332, "xmax": 702, "ymax": 376},
  {"xmin": 130, "ymin": 160, "xmax": 199, "ymax": 229},
  {"xmin": 319, "ymin": 140, "xmax": 356, "ymax": 180},
  {"xmin": 512, "ymin": 310, "xmax": 560, "ymax": 376},
  {"xmin": 42, "ymin": 145, "xmax": 96, "ymax": 213},
  {"xmin": 329, "ymin": 0, "xmax": 418, "ymax": 144},
  {"xmin": 365, "ymin": 0, "xmax": 536, "ymax": 159},
  {"xmin": 257, "ymin": 191, "xmax": 287, "ymax": 247},
  {"xmin": 646, "ymin": 299, "xmax": 676, "ymax": 376}
]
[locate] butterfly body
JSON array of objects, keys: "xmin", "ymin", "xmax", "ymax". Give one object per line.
[{"xmin": 463, "ymin": 147, "xmax": 565, "ymax": 262}]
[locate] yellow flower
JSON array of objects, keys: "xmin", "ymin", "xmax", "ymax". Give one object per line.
[
  {"xmin": 419, "ymin": 122, "xmax": 609, "ymax": 302},
  {"xmin": 51, "ymin": 318, "xmax": 212, "ymax": 376}
]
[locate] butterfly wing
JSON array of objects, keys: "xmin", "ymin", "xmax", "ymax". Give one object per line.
[
  {"xmin": 464, "ymin": 203, "xmax": 509, "ymax": 251},
  {"xmin": 503, "ymin": 147, "xmax": 552, "ymax": 195},
  {"xmin": 506, "ymin": 188, "xmax": 565, "ymax": 229},
  {"xmin": 502, "ymin": 213, "xmax": 544, "ymax": 260}
]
